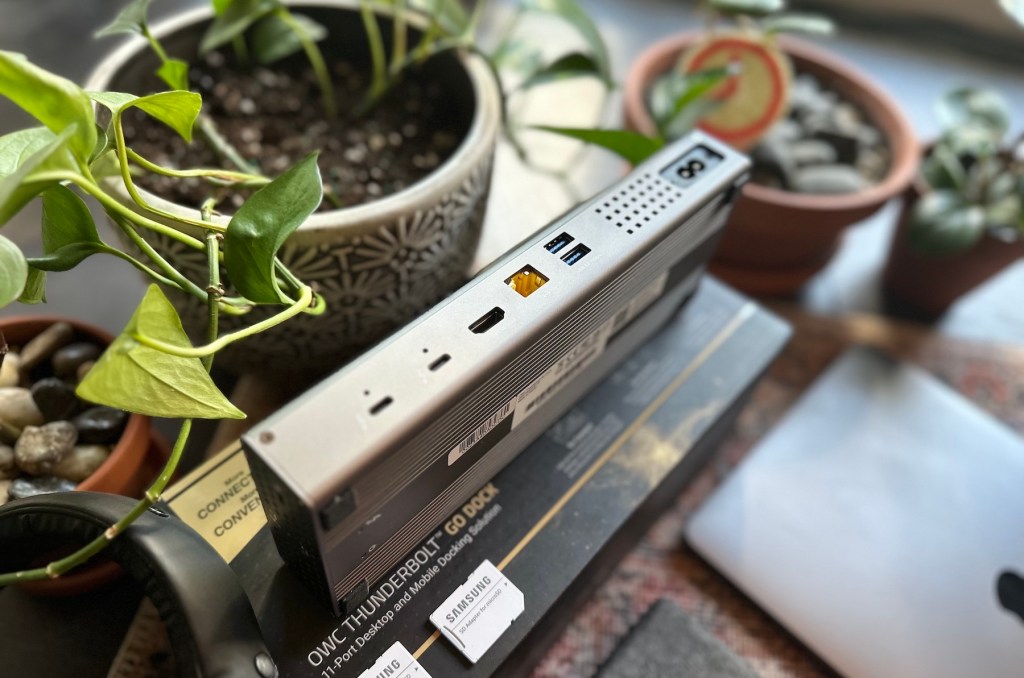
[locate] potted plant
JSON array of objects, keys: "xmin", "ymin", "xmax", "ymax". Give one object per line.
[
  {"xmin": 543, "ymin": 0, "xmax": 918, "ymax": 296},
  {"xmin": 0, "ymin": 47, "xmax": 325, "ymax": 586},
  {"xmin": 86, "ymin": 0, "xmax": 613, "ymax": 373},
  {"xmin": 882, "ymin": 87, "xmax": 1024, "ymax": 319}
]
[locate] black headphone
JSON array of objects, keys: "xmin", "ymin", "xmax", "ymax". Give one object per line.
[{"xmin": 0, "ymin": 491, "xmax": 277, "ymax": 678}]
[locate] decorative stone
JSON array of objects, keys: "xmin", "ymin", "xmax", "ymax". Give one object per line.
[
  {"xmin": 19, "ymin": 322, "xmax": 74, "ymax": 372},
  {"xmin": 0, "ymin": 479, "xmax": 10, "ymax": 504},
  {"xmin": 73, "ymin": 407, "xmax": 128, "ymax": 445},
  {"xmin": 76, "ymin": 360, "xmax": 96, "ymax": 383},
  {"xmin": 0, "ymin": 444, "xmax": 16, "ymax": 480},
  {"xmin": 0, "ymin": 351, "xmax": 20, "ymax": 387},
  {"xmin": 790, "ymin": 164, "xmax": 868, "ymax": 195},
  {"xmin": 52, "ymin": 342, "xmax": 102, "ymax": 379},
  {"xmin": 789, "ymin": 139, "xmax": 838, "ymax": 167},
  {"xmin": 31, "ymin": 377, "xmax": 79, "ymax": 422},
  {"xmin": 813, "ymin": 129, "xmax": 860, "ymax": 165},
  {"xmin": 9, "ymin": 475, "xmax": 76, "ymax": 500},
  {"xmin": 53, "ymin": 444, "xmax": 110, "ymax": 483},
  {"xmin": 14, "ymin": 421, "xmax": 77, "ymax": 475},
  {"xmin": 750, "ymin": 138, "xmax": 796, "ymax": 190},
  {"xmin": 0, "ymin": 387, "xmax": 45, "ymax": 429}
]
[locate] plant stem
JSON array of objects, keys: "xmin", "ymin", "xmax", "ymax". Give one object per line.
[
  {"xmin": 201, "ymin": 202, "xmax": 222, "ymax": 373},
  {"xmin": 0, "ymin": 418, "xmax": 193, "ymax": 586},
  {"xmin": 232, "ymin": 34, "xmax": 250, "ymax": 66},
  {"xmin": 103, "ymin": 246, "xmax": 179, "ymax": 287},
  {"xmin": 390, "ymin": 0, "xmax": 408, "ymax": 76},
  {"xmin": 108, "ymin": 213, "xmax": 210, "ymax": 303},
  {"xmin": 113, "ymin": 113, "xmax": 230, "ymax": 233},
  {"xmin": 276, "ymin": 8, "xmax": 338, "ymax": 119},
  {"xmin": 196, "ymin": 114, "xmax": 258, "ymax": 175},
  {"xmin": 360, "ymin": 0, "xmax": 388, "ymax": 99},
  {"xmin": 132, "ymin": 286, "xmax": 316, "ymax": 358},
  {"xmin": 126, "ymin": 149, "xmax": 268, "ymax": 186}
]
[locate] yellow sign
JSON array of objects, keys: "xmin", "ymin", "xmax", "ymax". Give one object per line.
[{"xmin": 165, "ymin": 445, "xmax": 267, "ymax": 563}]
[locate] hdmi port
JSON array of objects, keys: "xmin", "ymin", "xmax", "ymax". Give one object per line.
[{"xmin": 469, "ymin": 307, "xmax": 505, "ymax": 334}]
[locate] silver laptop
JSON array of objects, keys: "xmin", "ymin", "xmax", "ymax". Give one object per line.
[{"xmin": 686, "ymin": 347, "xmax": 1024, "ymax": 678}]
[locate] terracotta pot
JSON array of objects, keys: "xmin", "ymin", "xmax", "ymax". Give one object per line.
[
  {"xmin": 882, "ymin": 181, "xmax": 1024, "ymax": 320},
  {"xmin": 85, "ymin": 0, "xmax": 502, "ymax": 374},
  {"xmin": 1, "ymin": 316, "xmax": 153, "ymax": 595},
  {"xmin": 624, "ymin": 33, "xmax": 918, "ymax": 296}
]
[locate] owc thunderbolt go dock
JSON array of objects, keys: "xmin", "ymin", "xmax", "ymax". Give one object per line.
[{"xmin": 242, "ymin": 131, "xmax": 751, "ymax": 616}]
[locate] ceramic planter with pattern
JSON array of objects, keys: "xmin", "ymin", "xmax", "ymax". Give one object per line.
[{"xmin": 85, "ymin": 0, "xmax": 501, "ymax": 373}]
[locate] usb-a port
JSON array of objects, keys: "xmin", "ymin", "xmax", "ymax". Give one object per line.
[
  {"xmin": 561, "ymin": 243, "xmax": 591, "ymax": 266},
  {"xmin": 545, "ymin": 232, "xmax": 574, "ymax": 254}
]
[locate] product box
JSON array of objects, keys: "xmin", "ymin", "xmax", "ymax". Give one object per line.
[{"xmin": 162, "ymin": 278, "xmax": 790, "ymax": 677}]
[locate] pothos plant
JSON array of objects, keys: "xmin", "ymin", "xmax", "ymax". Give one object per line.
[
  {"xmin": 0, "ymin": 49, "xmax": 326, "ymax": 584},
  {"xmin": 909, "ymin": 87, "xmax": 1024, "ymax": 255}
]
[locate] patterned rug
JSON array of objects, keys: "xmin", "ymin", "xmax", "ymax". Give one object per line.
[{"xmin": 532, "ymin": 305, "xmax": 1024, "ymax": 678}]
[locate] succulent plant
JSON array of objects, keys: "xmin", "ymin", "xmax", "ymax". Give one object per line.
[{"xmin": 910, "ymin": 87, "xmax": 1024, "ymax": 255}]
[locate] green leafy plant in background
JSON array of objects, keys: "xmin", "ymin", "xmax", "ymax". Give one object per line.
[
  {"xmin": 534, "ymin": 0, "xmax": 834, "ymax": 164},
  {"xmin": 0, "ymin": 50, "xmax": 326, "ymax": 585},
  {"xmin": 909, "ymin": 87, "xmax": 1024, "ymax": 255}
]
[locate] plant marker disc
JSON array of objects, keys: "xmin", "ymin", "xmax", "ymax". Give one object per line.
[{"xmin": 679, "ymin": 32, "xmax": 792, "ymax": 149}]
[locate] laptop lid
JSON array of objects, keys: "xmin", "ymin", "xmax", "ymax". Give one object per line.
[{"xmin": 686, "ymin": 346, "xmax": 1024, "ymax": 678}]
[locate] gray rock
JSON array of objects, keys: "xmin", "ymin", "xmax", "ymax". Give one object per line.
[
  {"xmin": 19, "ymin": 322, "xmax": 73, "ymax": 372},
  {"xmin": 0, "ymin": 444, "xmax": 16, "ymax": 480},
  {"xmin": 76, "ymin": 360, "xmax": 96, "ymax": 383},
  {"xmin": 31, "ymin": 377, "xmax": 79, "ymax": 422},
  {"xmin": 790, "ymin": 164, "xmax": 868, "ymax": 195},
  {"xmin": 52, "ymin": 342, "xmax": 102, "ymax": 379},
  {"xmin": 750, "ymin": 138, "xmax": 796, "ymax": 190},
  {"xmin": 73, "ymin": 407, "xmax": 128, "ymax": 445},
  {"xmin": 0, "ymin": 479, "xmax": 10, "ymax": 504},
  {"xmin": 857, "ymin": 124, "xmax": 883, "ymax": 150},
  {"xmin": 0, "ymin": 352, "xmax": 20, "ymax": 387},
  {"xmin": 14, "ymin": 421, "xmax": 77, "ymax": 475},
  {"xmin": 790, "ymin": 75, "xmax": 834, "ymax": 121},
  {"xmin": 790, "ymin": 139, "xmax": 838, "ymax": 167},
  {"xmin": 832, "ymin": 102, "xmax": 864, "ymax": 135},
  {"xmin": 857, "ymin": 148, "xmax": 890, "ymax": 183},
  {"xmin": 0, "ymin": 387, "xmax": 45, "ymax": 429},
  {"xmin": 813, "ymin": 129, "xmax": 860, "ymax": 165},
  {"xmin": 53, "ymin": 444, "xmax": 110, "ymax": 483},
  {"xmin": 9, "ymin": 475, "xmax": 76, "ymax": 500},
  {"xmin": 763, "ymin": 118, "xmax": 803, "ymax": 145}
]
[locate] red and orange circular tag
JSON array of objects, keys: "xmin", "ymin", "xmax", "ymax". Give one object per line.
[{"xmin": 679, "ymin": 32, "xmax": 792, "ymax": 149}]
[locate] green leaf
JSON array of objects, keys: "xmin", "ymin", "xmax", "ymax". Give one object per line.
[
  {"xmin": 648, "ymin": 67, "xmax": 731, "ymax": 139},
  {"xmin": 200, "ymin": 0, "xmax": 278, "ymax": 54},
  {"xmin": 0, "ymin": 234, "xmax": 27, "ymax": 308},
  {"xmin": 936, "ymin": 88, "xmax": 1010, "ymax": 137},
  {"xmin": 491, "ymin": 39, "xmax": 542, "ymax": 75},
  {"xmin": 408, "ymin": 0, "xmax": 470, "ymax": 35},
  {"xmin": 27, "ymin": 185, "xmax": 109, "ymax": 272},
  {"xmin": 762, "ymin": 13, "xmax": 835, "ymax": 35},
  {"xmin": 920, "ymin": 143, "xmax": 965, "ymax": 191},
  {"xmin": 0, "ymin": 51, "xmax": 96, "ymax": 162},
  {"xmin": 157, "ymin": 59, "xmax": 190, "ymax": 91},
  {"xmin": 251, "ymin": 13, "xmax": 327, "ymax": 65},
  {"xmin": 0, "ymin": 127, "xmax": 56, "ymax": 177},
  {"xmin": 213, "ymin": 0, "xmax": 235, "ymax": 14},
  {"xmin": 18, "ymin": 267, "xmax": 46, "ymax": 305},
  {"xmin": 0, "ymin": 126, "xmax": 78, "ymax": 226},
  {"xmin": 520, "ymin": 52, "xmax": 602, "ymax": 90},
  {"xmin": 89, "ymin": 90, "xmax": 202, "ymax": 143},
  {"xmin": 709, "ymin": 0, "xmax": 785, "ymax": 17},
  {"xmin": 225, "ymin": 153, "xmax": 322, "ymax": 303},
  {"xmin": 984, "ymin": 194, "xmax": 1020, "ymax": 229},
  {"xmin": 908, "ymin": 190, "xmax": 986, "ymax": 256},
  {"xmin": 77, "ymin": 285, "xmax": 245, "ymax": 419},
  {"xmin": 521, "ymin": 0, "xmax": 612, "ymax": 85},
  {"xmin": 95, "ymin": 0, "xmax": 153, "ymax": 37},
  {"xmin": 532, "ymin": 126, "xmax": 664, "ymax": 165}
]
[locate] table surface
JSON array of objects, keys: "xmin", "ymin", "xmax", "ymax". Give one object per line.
[{"xmin": 0, "ymin": 1, "xmax": 1022, "ymax": 676}]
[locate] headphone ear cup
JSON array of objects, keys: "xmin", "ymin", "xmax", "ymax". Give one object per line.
[{"xmin": 0, "ymin": 492, "xmax": 276, "ymax": 678}]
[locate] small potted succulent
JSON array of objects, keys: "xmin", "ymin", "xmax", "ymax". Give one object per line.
[
  {"xmin": 87, "ymin": 0, "xmax": 612, "ymax": 373},
  {"xmin": 549, "ymin": 0, "xmax": 917, "ymax": 295},
  {"xmin": 0, "ymin": 46, "xmax": 325, "ymax": 586},
  {"xmin": 882, "ymin": 87, "xmax": 1024, "ymax": 319}
]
